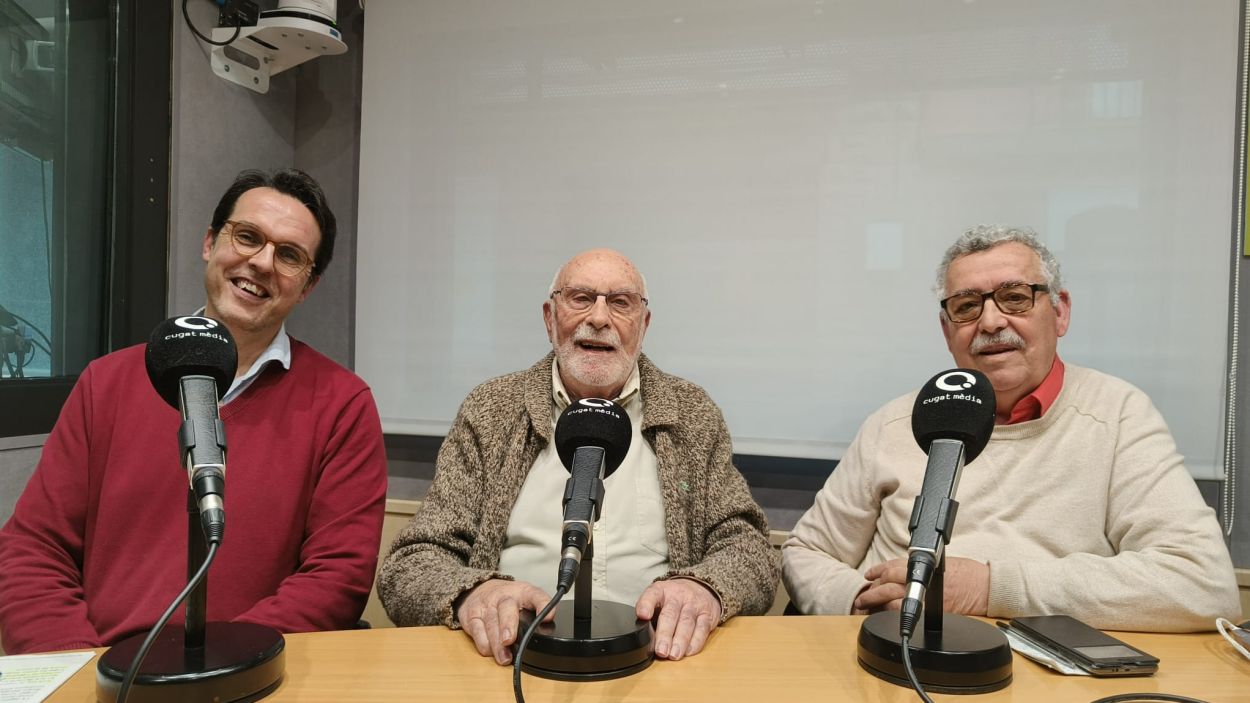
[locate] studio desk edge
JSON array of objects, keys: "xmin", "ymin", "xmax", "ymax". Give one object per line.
[{"xmin": 47, "ymin": 615, "xmax": 1250, "ymax": 702}]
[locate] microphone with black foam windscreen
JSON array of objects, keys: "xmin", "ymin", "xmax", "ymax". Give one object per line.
[
  {"xmin": 100, "ymin": 315, "xmax": 284, "ymax": 703},
  {"xmin": 144, "ymin": 316, "xmax": 237, "ymax": 545},
  {"xmin": 857, "ymin": 368, "xmax": 1010, "ymax": 695},
  {"xmin": 553, "ymin": 398, "xmax": 631, "ymax": 591},
  {"xmin": 513, "ymin": 397, "xmax": 649, "ymax": 689},
  {"xmin": 898, "ymin": 368, "xmax": 996, "ymax": 638}
]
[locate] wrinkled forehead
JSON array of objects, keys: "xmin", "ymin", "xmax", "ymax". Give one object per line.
[
  {"xmin": 558, "ymin": 252, "xmax": 644, "ymax": 292},
  {"xmin": 945, "ymin": 242, "xmax": 1044, "ymax": 293}
]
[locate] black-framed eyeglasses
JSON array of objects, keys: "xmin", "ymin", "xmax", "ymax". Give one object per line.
[
  {"xmin": 940, "ymin": 283, "xmax": 1050, "ymax": 323},
  {"xmin": 550, "ymin": 287, "xmax": 648, "ymax": 316},
  {"xmin": 222, "ymin": 220, "xmax": 315, "ymax": 278}
]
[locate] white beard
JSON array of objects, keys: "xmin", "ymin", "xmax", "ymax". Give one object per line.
[{"xmin": 553, "ymin": 326, "xmax": 635, "ymax": 396}]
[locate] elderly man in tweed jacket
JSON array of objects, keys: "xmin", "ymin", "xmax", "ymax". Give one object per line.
[{"xmin": 379, "ymin": 249, "xmax": 777, "ymax": 666}]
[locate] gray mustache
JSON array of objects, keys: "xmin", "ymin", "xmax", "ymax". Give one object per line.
[
  {"xmin": 971, "ymin": 329, "xmax": 1025, "ymax": 354},
  {"xmin": 572, "ymin": 327, "xmax": 621, "ymax": 348}
]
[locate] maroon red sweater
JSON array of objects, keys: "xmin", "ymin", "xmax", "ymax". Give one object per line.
[{"xmin": 0, "ymin": 340, "xmax": 388, "ymax": 654}]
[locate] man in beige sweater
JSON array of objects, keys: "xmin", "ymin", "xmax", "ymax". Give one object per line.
[
  {"xmin": 782, "ymin": 225, "xmax": 1239, "ymax": 631},
  {"xmin": 379, "ymin": 249, "xmax": 777, "ymax": 665}
]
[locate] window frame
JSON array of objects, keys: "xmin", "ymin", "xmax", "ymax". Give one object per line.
[{"xmin": 0, "ymin": 0, "xmax": 170, "ymax": 439}]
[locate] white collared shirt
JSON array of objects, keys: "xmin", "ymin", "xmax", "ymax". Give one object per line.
[
  {"xmin": 497, "ymin": 360, "xmax": 670, "ymax": 604},
  {"xmin": 193, "ymin": 308, "xmax": 290, "ymax": 406}
]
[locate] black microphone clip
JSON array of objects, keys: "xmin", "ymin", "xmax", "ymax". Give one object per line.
[{"xmin": 177, "ymin": 404, "xmax": 228, "ymax": 545}]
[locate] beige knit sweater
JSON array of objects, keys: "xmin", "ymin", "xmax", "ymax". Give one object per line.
[
  {"xmin": 782, "ymin": 364, "xmax": 1239, "ymax": 632},
  {"xmin": 378, "ymin": 353, "xmax": 779, "ymax": 628}
]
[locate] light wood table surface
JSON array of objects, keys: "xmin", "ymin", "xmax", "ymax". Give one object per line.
[{"xmin": 46, "ymin": 615, "xmax": 1250, "ymax": 702}]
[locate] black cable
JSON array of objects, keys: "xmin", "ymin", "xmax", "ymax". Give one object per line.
[
  {"xmin": 16, "ymin": 341, "xmax": 35, "ymax": 369},
  {"xmin": 115, "ymin": 542, "xmax": 221, "ymax": 703},
  {"xmin": 0, "ymin": 325, "xmax": 43, "ymax": 375},
  {"xmin": 899, "ymin": 634, "xmax": 935, "ymax": 703},
  {"xmin": 182, "ymin": 0, "xmax": 241, "ymax": 47},
  {"xmin": 25, "ymin": 336, "xmax": 51, "ymax": 359},
  {"xmin": 5, "ymin": 310, "xmax": 52, "ymax": 352},
  {"xmin": 512, "ymin": 584, "xmax": 568, "ymax": 703},
  {"xmin": 6, "ymin": 323, "xmax": 50, "ymax": 371}
]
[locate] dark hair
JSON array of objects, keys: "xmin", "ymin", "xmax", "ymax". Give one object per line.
[{"xmin": 209, "ymin": 168, "xmax": 337, "ymax": 277}]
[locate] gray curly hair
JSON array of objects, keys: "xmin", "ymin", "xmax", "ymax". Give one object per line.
[{"xmin": 934, "ymin": 224, "xmax": 1063, "ymax": 306}]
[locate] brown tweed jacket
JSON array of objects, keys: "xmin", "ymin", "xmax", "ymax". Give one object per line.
[{"xmin": 377, "ymin": 352, "xmax": 779, "ymax": 628}]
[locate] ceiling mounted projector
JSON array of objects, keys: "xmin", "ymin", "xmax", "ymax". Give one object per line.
[{"xmin": 210, "ymin": 1, "xmax": 347, "ymax": 94}]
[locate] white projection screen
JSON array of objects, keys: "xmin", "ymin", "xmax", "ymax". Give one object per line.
[{"xmin": 357, "ymin": 1, "xmax": 1238, "ymax": 480}]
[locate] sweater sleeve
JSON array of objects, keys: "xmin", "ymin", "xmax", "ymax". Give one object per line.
[
  {"xmin": 376, "ymin": 402, "xmax": 511, "ymax": 628},
  {"xmin": 660, "ymin": 413, "xmax": 779, "ymax": 619},
  {"xmin": 0, "ymin": 371, "xmax": 102, "ymax": 653},
  {"xmin": 780, "ymin": 415, "xmax": 884, "ymax": 615},
  {"xmin": 232, "ymin": 386, "xmax": 388, "ymax": 632},
  {"xmin": 987, "ymin": 387, "xmax": 1241, "ymax": 632}
]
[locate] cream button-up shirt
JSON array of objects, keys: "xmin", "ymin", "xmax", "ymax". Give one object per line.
[{"xmin": 497, "ymin": 360, "xmax": 670, "ymax": 604}]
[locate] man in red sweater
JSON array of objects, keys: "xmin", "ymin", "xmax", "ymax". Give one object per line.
[{"xmin": 0, "ymin": 169, "xmax": 388, "ymax": 654}]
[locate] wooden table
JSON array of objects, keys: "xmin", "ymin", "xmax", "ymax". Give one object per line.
[{"xmin": 47, "ymin": 616, "xmax": 1250, "ymax": 702}]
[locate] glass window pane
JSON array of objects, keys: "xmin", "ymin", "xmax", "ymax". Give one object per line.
[{"xmin": 0, "ymin": 0, "xmax": 108, "ymax": 380}]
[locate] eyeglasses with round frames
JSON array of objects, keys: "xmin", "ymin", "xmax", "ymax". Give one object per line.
[
  {"xmin": 940, "ymin": 282, "xmax": 1050, "ymax": 323},
  {"xmin": 221, "ymin": 220, "xmax": 315, "ymax": 278},
  {"xmin": 550, "ymin": 287, "xmax": 648, "ymax": 316}
]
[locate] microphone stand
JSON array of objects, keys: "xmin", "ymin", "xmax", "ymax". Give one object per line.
[
  {"xmin": 573, "ymin": 542, "xmax": 594, "ymax": 635},
  {"xmin": 184, "ymin": 490, "xmax": 207, "ymax": 669},
  {"xmin": 95, "ymin": 494, "xmax": 286, "ymax": 700},
  {"xmin": 857, "ymin": 546, "xmax": 1013, "ymax": 694},
  {"xmin": 517, "ymin": 541, "xmax": 654, "ymax": 681}
]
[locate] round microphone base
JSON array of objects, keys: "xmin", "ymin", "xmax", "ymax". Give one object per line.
[
  {"xmin": 517, "ymin": 600, "xmax": 653, "ymax": 682},
  {"xmin": 857, "ymin": 612, "xmax": 1012, "ymax": 694},
  {"xmin": 96, "ymin": 622, "xmax": 285, "ymax": 703}
]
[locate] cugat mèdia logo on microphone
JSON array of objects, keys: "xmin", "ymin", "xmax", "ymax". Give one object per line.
[
  {"xmin": 566, "ymin": 397, "xmax": 623, "ymax": 420},
  {"xmin": 175, "ymin": 316, "xmax": 218, "ymax": 331},
  {"xmin": 164, "ymin": 316, "xmax": 230, "ymax": 344},
  {"xmin": 936, "ymin": 371, "xmax": 976, "ymax": 392},
  {"xmin": 920, "ymin": 371, "xmax": 984, "ymax": 407}
]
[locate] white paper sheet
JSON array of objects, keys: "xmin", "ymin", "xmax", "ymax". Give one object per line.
[{"xmin": 0, "ymin": 651, "xmax": 95, "ymax": 703}]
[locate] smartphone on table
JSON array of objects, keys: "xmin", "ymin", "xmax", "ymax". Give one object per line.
[{"xmin": 1008, "ymin": 615, "xmax": 1159, "ymax": 677}]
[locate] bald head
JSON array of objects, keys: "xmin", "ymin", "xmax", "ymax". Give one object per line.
[
  {"xmin": 543, "ymin": 249, "xmax": 651, "ymax": 401},
  {"xmin": 548, "ymin": 248, "xmax": 648, "ymax": 300}
]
